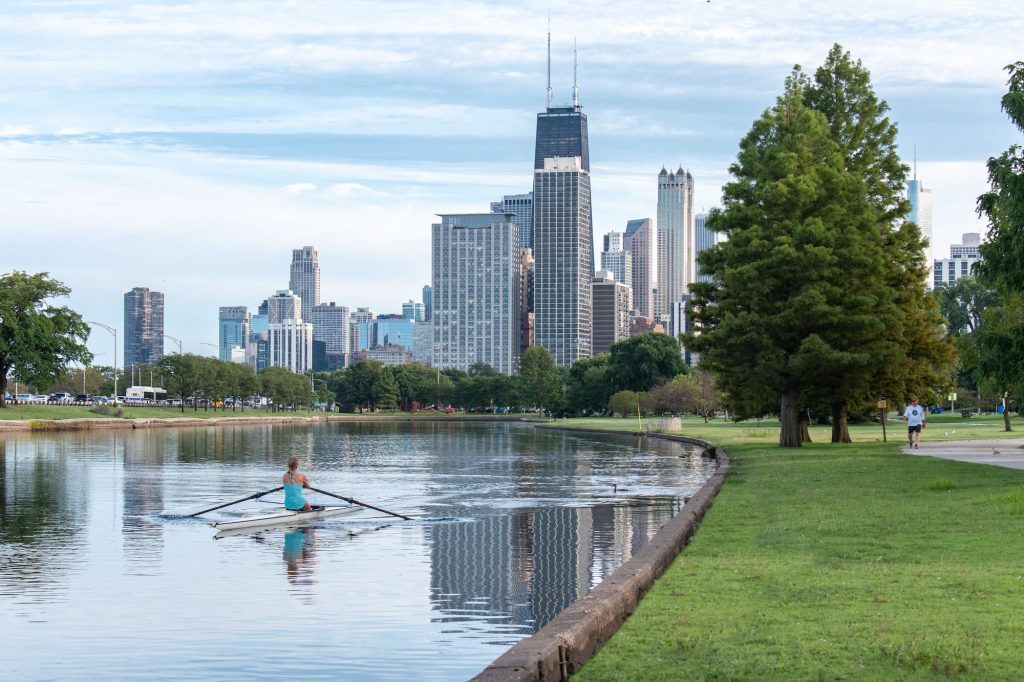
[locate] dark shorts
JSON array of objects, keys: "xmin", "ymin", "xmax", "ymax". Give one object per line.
[{"xmin": 908, "ymin": 424, "xmax": 922, "ymax": 433}]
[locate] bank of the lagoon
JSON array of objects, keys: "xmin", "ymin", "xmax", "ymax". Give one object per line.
[
  {"xmin": 0, "ymin": 405, "xmax": 530, "ymax": 431},
  {"xmin": 560, "ymin": 415, "xmax": 1024, "ymax": 680},
  {"xmin": 0, "ymin": 421, "xmax": 715, "ymax": 680}
]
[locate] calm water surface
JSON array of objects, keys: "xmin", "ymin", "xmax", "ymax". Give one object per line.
[{"xmin": 0, "ymin": 421, "xmax": 714, "ymax": 681}]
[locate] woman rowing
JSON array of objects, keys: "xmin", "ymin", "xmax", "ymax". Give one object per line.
[{"xmin": 283, "ymin": 456, "xmax": 312, "ymax": 511}]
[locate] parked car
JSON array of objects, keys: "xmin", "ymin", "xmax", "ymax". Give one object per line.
[
  {"xmin": 48, "ymin": 392, "xmax": 74, "ymax": 404},
  {"xmin": 15, "ymin": 393, "xmax": 33, "ymax": 403},
  {"xmin": 32, "ymin": 395, "xmax": 49, "ymax": 404},
  {"xmin": 75, "ymin": 394, "xmax": 90, "ymax": 403}
]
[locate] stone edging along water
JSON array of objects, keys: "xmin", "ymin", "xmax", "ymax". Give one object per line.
[
  {"xmin": 473, "ymin": 427, "xmax": 730, "ymax": 682},
  {"xmin": 0, "ymin": 414, "xmax": 525, "ymax": 432}
]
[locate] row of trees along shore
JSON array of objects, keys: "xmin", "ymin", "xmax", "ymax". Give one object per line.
[{"xmin": 2, "ymin": 48, "xmax": 1023, "ymax": 444}]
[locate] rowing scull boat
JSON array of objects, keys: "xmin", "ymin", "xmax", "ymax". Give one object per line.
[{"xmin": 212, "ymin": 504, "xmax": 361, "ymax": 532}]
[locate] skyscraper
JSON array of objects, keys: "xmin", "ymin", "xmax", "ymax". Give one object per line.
[
  {"xmin": 693, "ymin": 213, "xmax": 717, "ymax": 283},
  {"xmin": 289, "ymin": 246, "xmax": 320, "ymax": 321},
  {"xmin": 592, "ymin": 271, "xmax": 631, "ymax": 355},
  {"xmin": 311, "ymin": 302, "xmax": 349, "ymax": 371},
  {"xmin": 624, "ymin": 218, "xmax": 656, "ymax": 319},
  {"xmin": 933, "ymin": 233, "xmax": 981, "ymax": 289},
  {"xmin": 532, "ymin": 36, "xmax": 593, "ymax": 366},
  {"xmin": 600, "ymin": 230, "xmax": 632, "ymax": 303},
  {"xmin": 432, "ymin": 213, "xmax": 521, "ymax": 374},
  {"xmin": 491, "ymin": 192, "xmax": 534, "ymax": 250},
  {"xmin": 218, "ymin": 306, "xmax": 250, "ymax": 362},
  {"xmin": 267, "ymin": 320, "xmax": 313, "ymax": 374},
  {"xmin": 123, "ymin": 287, "xmax": 164, "ymax": 369},
  {"xmin": 520, "ymin": 247, "xmax": 535, "ymax": 352},
  {"xmin": 656, "ymin": 167, "xmax": 695, "ymax": 320},
  {"xmin": 265, "ymin": 290, "xmax": 302, "ymax": 324},
  {"xmin": 402, "ymin": 300, "xmax": 425, "ymax": 322},
  {"xmin": 908, "ymin": 166, "xmax": 933, "ymax": 281},
  {"xmin": 534, "ymin": 156, "xmax": 593, "ymax": 366},
  {"xmin": 422, "ymin": 285, "xmax": 432, "ymax": 322}
]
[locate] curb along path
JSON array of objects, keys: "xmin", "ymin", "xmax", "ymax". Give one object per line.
[{"xmin": 473, "ymin": 429, "xmax": 730, "ymax": 682}]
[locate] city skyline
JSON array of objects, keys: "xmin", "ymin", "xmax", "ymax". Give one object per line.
[{"xmin": 1, "ymin": 1, "xmax": 1020, "ymax": 358}]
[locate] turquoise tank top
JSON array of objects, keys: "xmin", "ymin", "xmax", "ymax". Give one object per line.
[{"xmin": 283, "ymin": 475, "xmax": 307, "ymax": 510}]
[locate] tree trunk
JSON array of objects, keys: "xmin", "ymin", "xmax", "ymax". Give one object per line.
[
  {"xmin": 779, "ymin": 391, "xmax": 801, "ymax": 448},
  {"xmin": 798, "ymin": 409, "xmax": 812, "ymax": 443},
  {"xmin": 1004, "ymin": 400, "xmax": 1012, "ymax": 432},
  {"xmin": 831, "ymin": 402, "xmax": 852, "ymax": 443}
]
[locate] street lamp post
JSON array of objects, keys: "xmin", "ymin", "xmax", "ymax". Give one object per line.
[
  {"xmin": 164, "ymin": 335, "xmax": 182, "ymax": 354},
  {"xmin": 88, "ymin": 321, "xmax": 118, "ymax": 405},
  {"xmin": 200, "ymin": 342, "xmax": 218, "ymax": 357}
]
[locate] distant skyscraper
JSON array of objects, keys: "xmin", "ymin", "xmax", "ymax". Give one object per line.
[
  {"xmin": 908, "ymin": 166, "xmax": 933, "ymax": 281},
  {"xmin": 491, "ymin": 192, "xmax": 534, "ymax": 249},
  {"xmin": 268, "ymin": 320, "xmax": 313, "ymax": 374},
  {"xmin": 432, "ymin": 213, "xmax": 521, "ymax": 374},
  {"xmin": 656, "ymin": 167, "xmax": 695, "ymax": 320},
  {"xmin": 248, "ymin": 313, "xmax": 268, "ymax": 371},
  {"xmin": 624, "ymin": 218, "xmax": 656, "ymax": 319},
  {"xmin": 376, "ymin": 316, "xmax": 414, "ymax": 349},
  {"xmin": 350, "ymin": 307, "xmax": 375, "ymax": 352},
  {"xmin": 289, "ymin": 246, "xmax": 321, "ymax": 321},
  {"xmin": 311, "ymin": 302, "xmax": 349, "ymax": 371},
  {"xmin": 265, "ymin": 290, "xmax": 302, "ymax": 324},
  {"xmin": 934, "ymin": 233, "xmax": 982, "ymax": 289},
  {"xmin": 694, "ymin": 213, "xmax": 717, "ymax": 283},
  {"xmin": 520, "ymin": 247, "xmax": 535, "ymax": 352},
  {"xmin": 402, "ymin": 300, "xmax": 425, "ymax": 322},
  {"xmin": 123, "ymin": 287, "xmax": 164, "ymax": 369},
  {"xmin": 218, "ymin": 306, "xmax": 250, "ymax": 362},
  {"xmin": 422, "ymin": 285, "xmax": 432, "ymax": 322},
  {"xmin": 600, "ymin": 230, "xmax": 632, "ymax": 302},
  {"xmin": 534, "ymin": 156, "xmax": 593, "ymax": 366},
  {"xmin": 592, "ymin": 271, "xmax": 631, "ymax": 355}
]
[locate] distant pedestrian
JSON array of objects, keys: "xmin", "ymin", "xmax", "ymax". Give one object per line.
[{"xmin": 903, "ymin": 397, "xmax": 926, "ymax": 449}]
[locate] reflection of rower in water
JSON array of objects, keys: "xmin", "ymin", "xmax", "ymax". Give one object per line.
[
  {"xmin": 283, "ymin": 456, "xmax": 312, "ymax": 511},
  {"xmin": 283, "ymin": 527, "xmax": 317, "ymax": 586}
]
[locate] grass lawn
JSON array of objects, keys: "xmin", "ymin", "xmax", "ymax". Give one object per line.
[{"xmin": 558, "ymin": 416, "xmax": 1024, "ymax": 680}]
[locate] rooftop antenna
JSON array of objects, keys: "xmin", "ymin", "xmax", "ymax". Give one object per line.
[
  {"xmin": 546, "ymin": 13, "xmax": 553, "ymax": 109},
  {"xmin": 573, "ymin": 37, "xmax": 579, "ymax": 107}
]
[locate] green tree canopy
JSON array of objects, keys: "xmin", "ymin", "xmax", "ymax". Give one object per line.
[
  {"xmin": 977, "ymin": 61, "xmax": 1024, "ymax": 291},
  {"xmin": 0, "ymin": 272, "xmax": 91, "ymax": 406},
  {"xmin": 606, "ymin": 333, "xmax": 685, "ymax": 393},
  {"xmin": 515, "ymin": 346, "xmax": 562, "ymax": 414},
  {"xmin": 565, "ymin": 354, "xmax": 613, "ymax": 415}
]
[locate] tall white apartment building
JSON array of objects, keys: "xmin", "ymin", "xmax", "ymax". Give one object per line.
[
  {"xmin": 624, "ymin": 218, "xmax": 656, "ymax": 318},
  {"xmin": 268, "ymin": 319, "xmax": 313, "ymax": 374},
  {"xmin": 533, "ymin": 156, "xmax": 593, "ymax": 366},
  {"xmin": 933, "ymin": 233, "xmax": 982, "ymax": 288},
  {"xmin": 432, "ymin": 213, "xmax": 521, "ymax": 374},
  {"xmin": 265, "ymin": 290, "xmax": 302, "ymax": 325},
  {"xmin": 600, "ymin": 230, "xmax": 632, "ymax": 308}
]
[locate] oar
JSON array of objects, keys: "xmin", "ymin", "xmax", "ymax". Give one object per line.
[
  {"xmin": 186, "ymin": 486, "xmax": 285, "ymax": 517},
  {"xmin": 308, "ymin": 486, "xmax": 412, "ymax": 520}
]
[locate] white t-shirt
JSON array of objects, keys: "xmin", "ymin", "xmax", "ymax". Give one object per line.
[{"xmin": 904, "ymin": 404, "xmax": 925, "ymax": 427}]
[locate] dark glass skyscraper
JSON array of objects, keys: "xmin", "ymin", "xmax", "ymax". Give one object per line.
[
  {"xmin": 534, "ymin": 106, "xmax": 589, "ymax": 172},
  {"xmin": 123, "ymin": 287, "xmax": 164, "ymax": 369}
]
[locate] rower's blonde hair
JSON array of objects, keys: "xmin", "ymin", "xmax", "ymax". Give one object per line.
[{"xmin": 287, "ymin": 456, "xmax": 299, "ymax": 471}]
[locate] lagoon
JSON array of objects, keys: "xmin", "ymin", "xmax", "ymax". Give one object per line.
[{"xmin": 0, "ymin": 421, "xmax": 714, "ymax": 681}]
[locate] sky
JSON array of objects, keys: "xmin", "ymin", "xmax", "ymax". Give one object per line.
[{"xmin": 1, "ymin": 0, "xmax": 1021, "ymax": 360}]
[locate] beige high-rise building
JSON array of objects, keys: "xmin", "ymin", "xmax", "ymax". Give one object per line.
[
  {"xmin": 624, "ymin": 218, "xmax": 655, "ymax": 319},
  {"xmin": 655, "ymin": 167, "xmax": 695, "ymax": 321}
]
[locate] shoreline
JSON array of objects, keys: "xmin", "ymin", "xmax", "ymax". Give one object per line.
[{"xmin": 0, "ymin": 413, "xmax": 530, "ymax": 433}]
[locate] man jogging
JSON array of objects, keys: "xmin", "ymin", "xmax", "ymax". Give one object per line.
[{"xmin": 903, "ymin": 397, "xmax": 926, "ymax": 449}]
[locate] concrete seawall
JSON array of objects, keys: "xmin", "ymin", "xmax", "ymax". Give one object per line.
[
  {"xmin": 0, "ymin": 413, "xmax": 526, "ymax": 433},
  {"xmin": 473, "ymin": 428, "xmax": 730, "ymax": 682}
]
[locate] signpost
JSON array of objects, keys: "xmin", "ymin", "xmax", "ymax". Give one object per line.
[{"xmin": 877, "ymin": 397, "xmax": 888, "ymax": 442}]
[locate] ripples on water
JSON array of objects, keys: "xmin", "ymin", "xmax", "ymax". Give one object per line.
[{"xmin": 0, "ymin": 421, "xmax": 715, "ymax": 680}]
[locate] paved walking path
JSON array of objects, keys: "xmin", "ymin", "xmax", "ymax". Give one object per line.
[{"xmin": 904, "ymin": 437, "xmax": 1024, "ymax": 470}]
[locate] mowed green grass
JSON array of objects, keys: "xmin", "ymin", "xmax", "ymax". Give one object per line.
[{"xmin": 563, "ymin": 418, "xmax": 1024, "ymax": 680}]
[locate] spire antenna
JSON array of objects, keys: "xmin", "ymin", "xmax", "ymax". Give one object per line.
[
  {"xmin": 573, "ymin": 37, "xmax": 579, "ymax": 107},
  {"xmin": 546, "ymin": 13, "xmax": 552, "ymax": 109}
]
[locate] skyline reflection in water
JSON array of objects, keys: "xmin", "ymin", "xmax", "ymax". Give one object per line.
[{"xmin": 0, "ymin": 422, "xmax": 714, "ymax": 680}]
